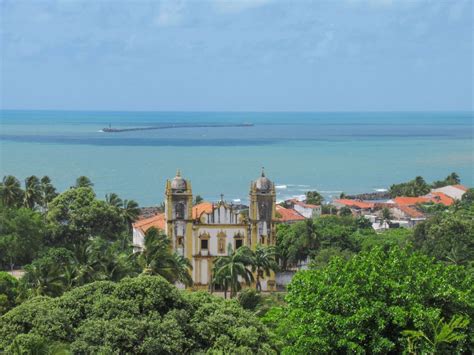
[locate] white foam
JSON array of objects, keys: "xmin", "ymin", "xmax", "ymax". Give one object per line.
[
  {"xmin": 374, "ymin": 188, "xmax": 388, "ymax": 192},
  {"xmin": 232, "ymin": 198, "xmax": 241, "ymax": 203},
  {"xmin": 275, "ymin": 185, "xmax": 287, "ymax": 189}
]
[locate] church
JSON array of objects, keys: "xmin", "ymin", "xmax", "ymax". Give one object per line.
[{"xmin": 133, "ymin": 169, "xmax": 277, "ymax": 291}]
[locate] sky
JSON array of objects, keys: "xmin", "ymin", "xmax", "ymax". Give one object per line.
[{"xmin": 0, "ymin": 0, "xmax": 472, "ymax": 111}]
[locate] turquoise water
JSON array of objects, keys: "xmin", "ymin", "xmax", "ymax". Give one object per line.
[{"xmin": 0, "ymin": 110, "xmax": 472, "ymax": 205}]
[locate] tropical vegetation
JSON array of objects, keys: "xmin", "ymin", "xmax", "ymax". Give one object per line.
[{"xmin": 0, "ymin": 173, "xmax": 473, "ymax": 353}]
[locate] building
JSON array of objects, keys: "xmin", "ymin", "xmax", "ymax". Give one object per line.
[
  {"xmin": 332, "ymin": 199, "xmax": 375, "ymax": 214},
  {"xmin": 291, "ymin": 200, "xmax": 321, "ymax": 218},
  {"xmin": 133, "ymin": 169, "xmax": 277, "ymax": 291},
  {"xmin": 275, "ymin": 205, "xmax": 305, "ymax": 223},
  {"xmin": 431, "ymin": 185, "xmax": 468, "ymax": 201}
]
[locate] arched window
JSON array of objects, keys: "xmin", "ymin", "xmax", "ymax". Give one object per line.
[{"xmin": 217, "ymin": 231, "xmax": 226, "ymax": 254}]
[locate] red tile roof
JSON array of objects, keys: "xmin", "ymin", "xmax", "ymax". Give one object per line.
[
  {"xmin": 334, "ymin": 199, "xmax": 374, "ymax": 209},
  {"xmin": 398, "ymin": 205, "xmax": 424, "ymax": 218},
  {"xmin": 132, "ymin": 213, "xmax": 166, "ymax": 233},
  {"xmin": 429, "ymin": 192, "xmax": 454, "ymax": 206},
  {"xmin": 192, "ymin": 202, "xmax": 214, "ymax": 219},
  {"xmin": 275, "ymin": 205, "xmax": 305, "ymax": 222},
  {"xmin": 452, "ymin": 184, "xmax": 469, "ymax": 192},
  {"xmin": 394, "ymin": 193, "xmax": 454, "ymax": 207},
  {"xmin": 393, "ymin": 196, "xmax": 431, "ymax": 206}
]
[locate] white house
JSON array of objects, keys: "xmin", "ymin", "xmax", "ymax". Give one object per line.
[{"xmin": 431, "ymin": 185, "xmax": 468, "ymax": 200}]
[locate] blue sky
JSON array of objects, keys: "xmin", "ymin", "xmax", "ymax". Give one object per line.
[{"xmin": 0, "ymin": 0, "xmax": 472, "ymax": 111}]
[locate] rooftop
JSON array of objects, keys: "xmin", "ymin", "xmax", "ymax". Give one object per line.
[
  {"xmin": 275, "ymin": 205, "xmax": 305, "ymax": 222},
  {"xmin": 132, "ymin": 213, "xmax": 166, "ymax": 233},
  {"xmin": 333, "ymin": 199, "xmax": 375, "ymax": 209}
]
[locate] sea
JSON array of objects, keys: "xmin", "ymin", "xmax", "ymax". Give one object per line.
[{"xmin": 0, "ymin": 110, "xmax": 472, "ymax": 206}]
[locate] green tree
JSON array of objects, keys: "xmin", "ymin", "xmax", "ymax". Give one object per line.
[
  {"xmin": 309, "ymin": 247, "xmax": 354, "ymax": 269},
  {"xmin": 0, "ymin": 206, "xmax": 46, "ymax": 269},
  {"xmin": 432, "ymin": 172, "xmax": 461, "ymax": 188},
  {"xmin": 305, "ymin": 191, "xmax": 324, "ymax": 205},
  {"xmin": 237, "ymin": 288, "xmax": 262, "ymax": 310},
  {"xmin": 339, "ymin": 206, "xmax": 352, "ymax": 216},
  {"xmin": 251, "ymin": 245, "xmax": 278, "ymax": 291},
  {"xmin": 47, "ymin": 187, "xmax": 125, "ymax": 245},
  {"xmin": 389, "ymin": 176, "xmax": 431, "ymax": 197},
  {"xmin": 356, "ymin": 227, "xmax": 412, "ymax": 252},
  {"xmin": 194, "ymin": 195, "xmax": 204, "ymax": 205},
  {"xmin": 402, "ymin": 315, "xmax": 469, "ymax": 354},
  {"xmin": 412, "ymin": 211, "xmax": 474, "ymax": 265},
  {"xmin": 264, "ymin": 247, "xmax": 473, "ymax": 354},
  {"xmin": 0, "ymin": 175, "xmax": 23, "ymax": 208},
  {"xmin": 122, "ymin": 199, "xmax": 140, "ymax": 230},
  {"xmin": 21, "ymin": 248, "xmax": 74, "ymax": 297},
  {"xmin": 39, "ymin": 176, "xmax": 57, "ymax": 209},
  {"xmin": 23, "ymin": 175, "xmax": 41, "ymax": 209},
  {"xmin": 0, "ymin": 276, "xmax": 277, "ymax": 353},
  {"xmin": 212, "ymin": 245, "xmax": 254, "ymax": 298},
  {"xmin": 74, "ymin": 176, "xmax": 93, "ymax": 188},
  {"xmin": 105, "ymin": 192, "xmax": 122, "ymax": 208},
  {"xmin": 138, "ymin": 227, "xmax": 193, "ymax": 286},
  {"xmin": 0, "ymin": 272, "xmax": 19, "ymax": 315},
  {"xmin": 461, "ymin": 188, "xmax": 474, "ymax": 204}
]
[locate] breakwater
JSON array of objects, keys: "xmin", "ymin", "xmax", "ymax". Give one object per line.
[{"xmin": 101, "ymin": 123, "xmax": 254, "ymax": 133}]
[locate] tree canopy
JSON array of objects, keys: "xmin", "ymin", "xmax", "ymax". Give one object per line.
[
  {"xmin": 0, "ymin": 276, "xmax": 278, "ymax": 354},
  {"xmin": 264, "ymin": 247, "xmax": 473, "ymax": 354}
]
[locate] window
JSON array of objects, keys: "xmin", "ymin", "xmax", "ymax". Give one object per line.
[
  {"xmin": 217, "ymin": 231, "xmax": 226, "ymax": 254},
  {"xmin": 200, "ymin": 239, "xmax": 208, "ymax": 250},
  {"xmin": 218, "ymin": 238, "xmax": 225, "ymax": 253},
  {"xmin": 177, "ymin": 237, "xmax": 184, "ymax": 246},
  {"xmin": 235, "ymin": 239, "xmax": 243, "ymax": 250},
  {"xmin": 176, "ymin": 203, "xmax": 184, "ymax": 219}
]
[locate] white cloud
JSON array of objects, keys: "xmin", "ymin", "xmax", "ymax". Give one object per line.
[{"xmin": 154, "ymin": 0, "xmax": 186, "ymax": 27}]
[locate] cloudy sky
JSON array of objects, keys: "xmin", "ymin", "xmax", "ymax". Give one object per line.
[{"xmin": 0, "ymin": 0, "xmax": 472, "ymax": 111}]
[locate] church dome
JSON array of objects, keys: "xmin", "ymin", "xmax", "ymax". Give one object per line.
[
  {"xmin": 171, "ymin": 170, "xmax": 187, "ymax": 190},
  {"xmin": 255, "ymin": 169, "xmax": 272, "ymax": 192}
]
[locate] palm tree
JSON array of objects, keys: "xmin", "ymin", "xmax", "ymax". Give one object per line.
[
  {"xmin": 39, "ymin": 176, "xmax": 57, "ymax": 209},
  {"xmin": 122, "ymin": 199, "xmax": 140, "ymax": 230},
  {"xmin": 252, "ymin": 245, "xmax": 278, "ymax": 292},
  {"xmin": 171, "ymin": 253, "xmax": 193, "ymax": 287},
  {"xmin": 446, "ymin": 172, "xmax": 461, "ymax": 185},
  {"xmin": 212, "ymin": 245, "xmax": 254, "ymax": 298},
  {"xmin": 86, "ymin": 237, "xmax": 137, "ymax": 282},
  {"xmin": 75, "ymin": 176, "xmax": 93, "ymax": 188},
  {"xmin": 381, "ymin": 207, "xmax": 392, "ymax": 224},
  {"xmin": 23, "ymin": 262, "xmax": 65, "ymax": 297},
  {"xmin": 105, "ymin": 193, "xmax": 123, "ymax": 208},
  {"xmin": 23, "ymin": 175, "xmax": 41, "ymax": 209},
  {"xmin": 0, "ymin": 175, "xmax": 24, "ymax": 208},
  {"xmin": 138, "ymin": 227, "xmax": 192, "ymax": 285}
]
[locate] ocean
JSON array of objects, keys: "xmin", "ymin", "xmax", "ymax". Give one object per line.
[{"xmin": 0, "ymin": 110, "xmax": 472, "ymax": 206}]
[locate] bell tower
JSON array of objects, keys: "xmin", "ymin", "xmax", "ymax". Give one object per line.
[
  {"xmin": 165, "ymin": 170, "xmax": 193, "ymax": 258},
  {"xmin": 249, "ymin": 168, "xmax": 276, "ymax": 248}
]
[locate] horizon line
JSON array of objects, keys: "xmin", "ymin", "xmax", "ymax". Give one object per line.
[{"xmin": 1, "ymin": 108, "xmax": 473, "ymax": 114}]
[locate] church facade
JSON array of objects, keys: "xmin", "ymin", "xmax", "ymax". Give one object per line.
[{"xmin": 133, "ymin": 170, "xmax": 277, "ymax": 291}]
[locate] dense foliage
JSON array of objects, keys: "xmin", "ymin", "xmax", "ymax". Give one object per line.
[
  {"xmin": 275, "ymin": 215, "xmax": 395, "ymax": 270},
  {"xmin": 389, "ymin": 172, "xmax": 461, "ymax": 197},
  {"xmin": 1, "ymin": 172, "xmax": 472, "ymax": 353},
  {"xmin": 264, "ymin": 247, "xmax": 473, "ymax": 354},
  {"xmin": 413, "ymin": 207, "xmax": 474, "ymax": 266},
  {"xmin": 0, "ymin": 276, "xmax": 278, "ymax": 354},
  {"xmin": 389, "ymin": 176, "xmax": 431, "ymax": 197}
]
